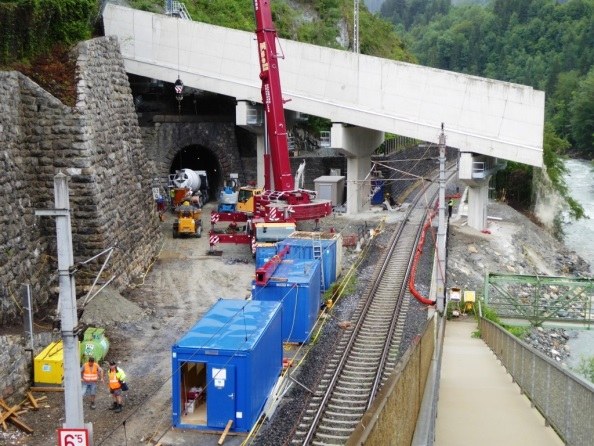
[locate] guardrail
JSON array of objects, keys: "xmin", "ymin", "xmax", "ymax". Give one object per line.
[{"xmin": 480, "ymin": 318, "xmax": 594, "ymax": 446}]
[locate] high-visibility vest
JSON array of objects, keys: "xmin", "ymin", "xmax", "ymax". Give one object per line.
[
  {"xmin": 82, "ymin": 363, "xmax": 99, "ymax": 382},
  {"xmin": 108, "ymin": 369, "xmax": 126, "ymax": 390}
]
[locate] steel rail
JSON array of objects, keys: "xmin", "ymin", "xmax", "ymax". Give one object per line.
[{"xmin": 292, "ymin": 168, "xmax": 455, "ymax": 445}]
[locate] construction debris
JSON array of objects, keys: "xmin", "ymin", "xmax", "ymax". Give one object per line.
[{"xmin": 0, "ymin": 399, "xmax": 33, "ymax": 434}]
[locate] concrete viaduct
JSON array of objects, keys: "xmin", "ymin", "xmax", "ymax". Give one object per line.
[{"xmin": 103, "ymin": 4, "xmax": 545, "ymax": 230}]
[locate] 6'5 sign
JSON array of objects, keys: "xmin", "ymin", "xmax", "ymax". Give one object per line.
[{"xmin": 57, "ymin": 428, "xmax": 89, "ymax": 446}]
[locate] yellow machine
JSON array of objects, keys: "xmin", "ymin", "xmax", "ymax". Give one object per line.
[
  {"xmin": 173, "ymin": 201, "xmax": 202, "ymax": 238},
  {"xmin": 237, "ymin": 186, "xmax": 263, "ymax": 215}
]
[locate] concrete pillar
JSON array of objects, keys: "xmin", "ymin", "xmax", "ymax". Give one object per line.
[
  {"xmin": 467, "ymin": 181, "xmax": 490, "ymax": 230},
  {"xmin": 346, "ymin": 156, "xmax": 372, "ymax": 214},
  {"xmin": 331, "ymin": 123, "xmax": 383, "ymax": 214},
  {"xmin": 256, "ymin": 134, "xmax": 265, "ymax": 188}
]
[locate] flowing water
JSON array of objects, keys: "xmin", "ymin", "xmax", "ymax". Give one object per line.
[{"xmin": 562, "ymin": 158, "xmax": 594, "ymax": 270}]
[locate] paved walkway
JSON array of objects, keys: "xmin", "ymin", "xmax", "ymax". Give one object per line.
[{"xmin": 435, "ymin": 318, "xmax": 565, "ymax": 446}]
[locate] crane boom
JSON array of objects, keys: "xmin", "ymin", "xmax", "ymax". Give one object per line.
[
  {"xmin": 208, "ymin": 0, "xmax": 333, "ymax": 252},
  {"xmin": 253, "ymin": 0, "xmax": 294, "ymax": 192}
]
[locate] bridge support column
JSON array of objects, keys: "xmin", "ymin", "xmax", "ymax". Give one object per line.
[
  {"xmin": 345, "ymin": 156, "xmax": 372, "ymax": 214},
  {"xmin": 467, "ymin": 182, "xmax": 489, "ymax": 230},
  {"xmin": 256, "ymin": 134, "xmax": 265, "ymax": 188},
  {"xmin": 331, "ymin": 123, "xmax": 384, "ymax": 214},
  {"xmin": 458, "ymin": 152, "xmax": 506, "ymax": 231}
]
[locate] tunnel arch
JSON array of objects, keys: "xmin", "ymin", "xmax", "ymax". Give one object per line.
[
  {"xmin": 169, "ymin": 145, "xmax": 223, "ymax": 202},
  {"xmin": 154, "ymin": 120, "xmax": 245, "ymax": 201}
]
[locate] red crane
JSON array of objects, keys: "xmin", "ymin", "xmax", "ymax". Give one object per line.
[
  {"xmin": 209, "ymin": 0, "xmax": 331, "ymax": 251},
  {"xmin": 252, "ymin": 0, "xmax": 332, "ymax": 221}
]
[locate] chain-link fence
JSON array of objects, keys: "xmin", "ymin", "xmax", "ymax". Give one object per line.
[{"xmin": 480, "ymin": 318, "xmax": 594, "ymax": 446}]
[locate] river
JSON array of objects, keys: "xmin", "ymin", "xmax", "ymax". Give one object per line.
[{"xmin": 562, "ymin": 158, "xmax": 594, "ymax": 270}]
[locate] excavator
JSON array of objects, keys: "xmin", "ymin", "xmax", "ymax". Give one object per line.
[{"xmin": 209, "ymin": 0, "xmax": 332, "ymax": 251}]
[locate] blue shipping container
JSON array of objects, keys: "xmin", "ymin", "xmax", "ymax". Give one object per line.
[
  {"xmin": 252, "ymin": 260, "xmax": 321, "ymax": 343},
  {"xmin": 277, "ymin": 237, "xmax": 337, "ymax": 291},
  {"xmin": 171, "ymin": 299, "xmax": 282, "ymax": 432},
  {"xmin": 255, "ymin": 242, "xmax": 277, "ymax": 269}
]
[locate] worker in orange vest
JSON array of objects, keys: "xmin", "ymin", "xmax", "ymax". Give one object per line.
[
  {"xmin": 80, "ymin": 357, "xmax": 104, "ymax": 410},
  {"xmin": 107, "ymin": 361, "xmax": 127, "ymax": 413}
]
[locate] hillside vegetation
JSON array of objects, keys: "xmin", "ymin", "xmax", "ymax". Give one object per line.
[
  {"xmin": 130, "ymin": 0, "xmax": 415, "ymax": 62},
  {"xmin": 380, "ymin": 0, "xmax": 593, "ymax": 217}
]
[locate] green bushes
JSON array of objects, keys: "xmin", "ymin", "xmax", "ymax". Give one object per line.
[{"xmin": 0, "ymin": 0, "xmax": 99, "ymax": 65}]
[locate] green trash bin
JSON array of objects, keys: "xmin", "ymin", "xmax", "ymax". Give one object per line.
[{"xmin": 79, "ymin": 327, "xmax": 110, "ymax": 364}]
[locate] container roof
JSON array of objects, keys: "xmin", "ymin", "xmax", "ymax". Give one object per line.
[
  {"xmin": 174, "ymin": 299, "xmax": 280, "ymax": 351},
  {"xmin": 269, "ymin": 260, "xmax": 319, "ymax": 284}
]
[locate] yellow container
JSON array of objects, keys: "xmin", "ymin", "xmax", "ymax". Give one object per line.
[{"xmin": 34, "ymin": 341, "xmax": 66, "ymax": 385}]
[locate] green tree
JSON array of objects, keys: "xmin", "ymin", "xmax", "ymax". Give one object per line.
[
  {"xmin": 548, "ymin": 70, "xmax": 581, "ymax": 139},
  {"xmin": 570, "ymin": 68, "xmax": 594, "ymax": 153}
]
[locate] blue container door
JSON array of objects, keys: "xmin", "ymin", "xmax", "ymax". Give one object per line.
[{"xmin": 207, "ymin": 363, "xmax": 236, "ymax": 429}]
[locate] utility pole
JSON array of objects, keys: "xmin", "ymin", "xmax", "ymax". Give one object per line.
[
  {"xmin": 35, "ymin": 172, "xmax": 85, "ymax": 429},
  {"xmin": 436, "ymin": 124, "xmax": 447, "ymax": 313}
]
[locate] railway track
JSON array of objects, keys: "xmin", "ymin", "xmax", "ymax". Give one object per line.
[{"xmin": 291, "ymin": 174, "xmax": 449, "ymax": 445}]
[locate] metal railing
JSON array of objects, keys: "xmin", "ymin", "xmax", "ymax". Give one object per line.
[
  {"xmin": 165, "ymin": 1, "xmax": 191, "ymax": 20},
  {"xmin": 376, "ymin": 136, "xmax": 421, "ymax": 156},
  {"xmin": 480, "ymin": 318, "xmax": 594, "ymax": 445}
]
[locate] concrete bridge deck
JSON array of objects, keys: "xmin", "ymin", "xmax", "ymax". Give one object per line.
[
  {"xmin": 435, "ymin": 318, "xmax": 564, "ymax": 446},
  {"xmin": 102, "ymin": 4, "xmax": 544, "ymax": 168}
]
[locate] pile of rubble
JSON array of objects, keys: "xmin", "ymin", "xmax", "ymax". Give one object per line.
[{"xmin": 523, "ymin": 327, "xmax": 573, "ymax": 363}]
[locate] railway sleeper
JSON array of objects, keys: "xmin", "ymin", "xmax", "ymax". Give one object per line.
[
  {"xmin": 338, "ymin": 380, "xmax": 374, "ymax": 390},
  {"xmin": 319, "ymin": 417, "xmax": 361, "ymax": 427},
  {"xmin": 324, "ymin": 407, "xmax": 365, "ymax": 416},
  {"xmin": 314, "ymin": 432, "xmax": 352, "ymax": 442},
  {"xmin": 339, "ymin": 374, "xmax": 375, "ymax": 384},
  {"xmin": 343, "ymin": 362, "xmax": 377, "ymax": 371},
  {"xmin": 341, "ymin": 369, "xmax": 376, "ymax": 377},
  {"xmin": 330, "ymin": 392, "xmax": 370, "ymax": 402},
  {"xmin": 350, "ymin": 344, "xmax": 384, "ymax": 353}
]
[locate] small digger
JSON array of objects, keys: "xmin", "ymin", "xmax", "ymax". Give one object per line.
[{"xmin": 173, "ymin": 201, "xmax": 202, "ymax": 238}]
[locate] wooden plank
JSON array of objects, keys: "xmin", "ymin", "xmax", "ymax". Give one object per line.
[
  {"xmin": 29, "ymin": 386, "xmax": 64, "ymax": 392},
  {"xmin": 217, "ymin": 420, "xmax": 233, "ymax": 445},
  {"xmin": 1, "ymin": 409, "xmax": 7, "ymax": 431},
  {"xmin": 0, "ymin": 405, "xmax": 18, "ymax": 424},
  {"xmin": 0, "ymin": 399, "xmax": 33, "ymax": 434},
  {"xmin": 26, "ymin": 392, "xmax": 39, "ymax": 410},
  {"xmin": 7, "ymin": 414, "xmax": 33, "ymax": 434}
]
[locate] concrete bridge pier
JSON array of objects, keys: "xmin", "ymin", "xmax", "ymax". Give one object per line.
[
  {"xmin": 466, "ymin": 182, "xmax": 490, "ymax": 230},
  {"xmin": 331, "ymin": 123, "xmax": 384, "ymax": 214},
  {"xmin": 458, "ymin": 152, "xmax": 506, "ymax": 231}
]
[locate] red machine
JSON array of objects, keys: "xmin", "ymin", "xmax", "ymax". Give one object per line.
[{"xmin": 209, "ymin": 0, "xmax": 332, "ymax": 251}]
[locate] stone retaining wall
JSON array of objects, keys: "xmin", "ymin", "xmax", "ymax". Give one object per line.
[
  {"xmin": 0, "ymin": 36, "xmax": 162, "ymax": 337},
  {"xmin": 0, "ymin": 332, "xmax": 59, "ymax": 400}
]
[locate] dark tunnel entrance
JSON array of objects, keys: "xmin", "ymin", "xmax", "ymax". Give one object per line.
[{"xmin": 170, "ymin": 145, "xmax": 223, "ymax": 202}]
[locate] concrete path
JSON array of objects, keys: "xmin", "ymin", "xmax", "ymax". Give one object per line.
[{"xmin": 435, "ymin": 318, "xmax": 564, "ymax": 446}]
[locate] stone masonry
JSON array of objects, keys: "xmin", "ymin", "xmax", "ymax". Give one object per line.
[{"xmin": 0, "ymin": 36, "xmax": 162, "ymax": 397}]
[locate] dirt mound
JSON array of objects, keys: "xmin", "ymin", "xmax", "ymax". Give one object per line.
[{"xmin": 79, "ymin": 286, "xmax": 146, "ymax": 327}]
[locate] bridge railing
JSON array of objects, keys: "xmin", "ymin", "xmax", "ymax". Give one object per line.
[{"xmin": 480, "ymin": 318, "xmax": 594, "ymax": 445}]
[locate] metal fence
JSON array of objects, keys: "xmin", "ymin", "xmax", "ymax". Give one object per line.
[{"xmin": 480, "ymin": 318, "xmax": 594, "ymax": 446}]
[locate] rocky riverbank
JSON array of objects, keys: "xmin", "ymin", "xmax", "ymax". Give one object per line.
[{"xmin": 447, "ymin": 200, "xmax": 593, "ymax": 381}]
